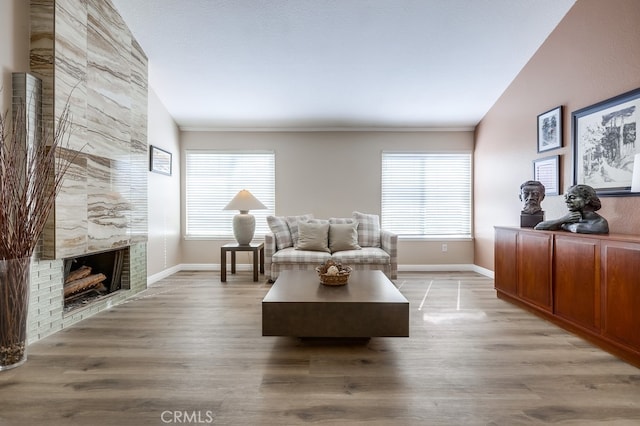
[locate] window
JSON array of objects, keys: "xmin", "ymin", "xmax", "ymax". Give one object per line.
[
  {"xmin": 381, "ymin": 152, "xmax": 471, "ymax": 238},
  {"xmin": 185, "ymin": 150, "xmax": 275, "ymax": 238}
]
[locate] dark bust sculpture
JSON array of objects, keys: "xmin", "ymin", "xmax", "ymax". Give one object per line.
[
  {"xmin": 520, "ymin": 180, "xmax": 545, "ymax": 214},
  {"xmin": 534, "ymin": 184, "xmax": 609, "ymax": 234},
  {"xmin": 519, "ymin": 180, "xmax": 545, "ymax": 227}
]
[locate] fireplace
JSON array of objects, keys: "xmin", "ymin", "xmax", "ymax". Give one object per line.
[
  {"xmin": 23, "ymin": 1, "xmax": 149, "ymax": 342},
  {"xmin": 63, "ymin": 248, "xmax": 130, "ymax": 313}
]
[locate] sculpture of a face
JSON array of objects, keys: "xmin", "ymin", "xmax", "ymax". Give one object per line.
[
  {"xmin": 564, "ymin": 188, "xmax": 587, "ymax": 212},
  {"xmin": 520, "ymin": 181, "xmax": 545, "ymax": 214},
  {"xmin": 564, "ymin": 184, "xmax": 601, "ymax": 212}
]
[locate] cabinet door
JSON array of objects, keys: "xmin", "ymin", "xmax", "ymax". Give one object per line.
[
  {"xmin": 554, "ymin": 235, "xmax": 600, "ymax": 332},
  {"xmin": 601, "ymin": 241, "xmax": 640, "ymax": 350},
  {"xmin": 494, "ymin": 228, "xmax": 518, "ymax": 296},
  {"xmin": 517, "ymin": 232, "xmax": 552, "ymax": 311}
]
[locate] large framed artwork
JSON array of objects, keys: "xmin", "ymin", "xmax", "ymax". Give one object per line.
[
  {"xmin": 537, "ymin": 106, "xmax": 562, "ymax": 153},
  {"xmin": 572, "ymin": 87, "xmax": 640, "ymax": 196},
  {"xmin": 149, "ymin": 145, "xmax": 172, "ymax": 176}
]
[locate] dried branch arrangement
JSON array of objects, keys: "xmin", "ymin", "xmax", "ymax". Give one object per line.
[
  {"xmin": 0, "ymin": 102, "xmax": 76, "ymax": 368},
  {"xmin": 0, "ymin": 103, "xmax": 74, "ymax": 260}
]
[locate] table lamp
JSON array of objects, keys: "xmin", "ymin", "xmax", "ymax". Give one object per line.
[{"xmin": 223, "ymin": 189, "xmax": 267, "ymax": 245}]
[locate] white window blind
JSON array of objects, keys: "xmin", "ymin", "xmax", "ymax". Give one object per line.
[
  {"xmin": 185, "ymin": 150, "xmax": 275, "ymax": 238},
  {"xmin": 381, "ymin": 152, "xmax": 472, "ymax": 238}
]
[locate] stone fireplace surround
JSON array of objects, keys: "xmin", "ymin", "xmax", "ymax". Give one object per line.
[
  {"xmin": 25, "ymin": 0, "xmax": 149, "ymax": 344},
  {"xmin": 28, "ymin": 244, "xmax": 147, "ymax": 343}
]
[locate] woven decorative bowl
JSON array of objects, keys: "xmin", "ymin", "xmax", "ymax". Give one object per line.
[{"xmin": 316, "ymin": 261, "xmax": 352, "ymax": 286}]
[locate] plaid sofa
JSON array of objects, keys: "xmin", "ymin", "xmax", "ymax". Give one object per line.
[{"xmin": 264, "ymin": 212, "xmax": 398, "ymax": 282}]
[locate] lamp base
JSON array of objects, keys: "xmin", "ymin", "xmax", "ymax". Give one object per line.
[{"xmin": 233, "ymin": 213, "xmax": 255, "ymax": 245}]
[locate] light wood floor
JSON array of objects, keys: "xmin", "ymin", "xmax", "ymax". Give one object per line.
[{"xmin": 1, "ymin": 271, "xmax": 639, "ymax": 425}]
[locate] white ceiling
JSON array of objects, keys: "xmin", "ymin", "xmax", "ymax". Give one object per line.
[{"xmin": 110, "ymin": 0, "xmax": 576, "ymax": 131}]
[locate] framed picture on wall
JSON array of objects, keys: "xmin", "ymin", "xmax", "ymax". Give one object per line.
[
  {"xmin": 149, "ymin": 145, "xmax": 172, "ymax": 176},
  {"xmin": 533, "ymin": 155, "xmax": 560, "ymax": 196},
  {"xmin": 572, "ymin": 87, "xmax": 640, "ymax": 196},
  {"xmin": 537, "ymin": 106, "xmax": 563, "ymax": 153}
]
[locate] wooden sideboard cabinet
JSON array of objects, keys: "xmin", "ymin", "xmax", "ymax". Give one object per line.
[
  {"xmin": 554, "ymin": 234, "xmax": 600, "ymax": 333},
  {"xmin": 494, "ymin": 226, "xmax": 640, "ymax": 368},
  {"xmin": 494, "ymin": 227, "xmax": 552, "ymax": 311},
  {"xmin": 601, "ymin": 240, "xmax": 640, "ymax": 351},
  {"xmin": 517, "ymin": 231, "xmax": 553, "ymax": 312}
]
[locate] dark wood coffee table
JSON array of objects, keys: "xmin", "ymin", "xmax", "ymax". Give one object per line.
[{"xmin": 262, "ymin": 270, "xmax": 409, "ymax": 338}]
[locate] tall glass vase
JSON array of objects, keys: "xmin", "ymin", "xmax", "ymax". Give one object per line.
[{"xmin": 0, "ymin": 258, "xmax": 31, "ymax": 370}]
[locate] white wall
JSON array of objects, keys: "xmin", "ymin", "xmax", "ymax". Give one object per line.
[
  {"xmin": 180, "ymin": 130, "xmax": 475, "ymax": 267},
  {"xmin": 147, "ymin": 88, "xmax": 182, "ymax": 278}
]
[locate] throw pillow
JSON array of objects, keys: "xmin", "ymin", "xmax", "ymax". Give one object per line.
[
  {"xmin": 296, "ymin": 221, "xmax": 330, "ymax": 252},
  {"xmin": 266, "ymin": 216, "xmax": 292, "ymax": 249},
  {"xmin": 285, "ymin": 214, "xmax": 314, "ymax": 246},
  {"xmin": 352, "ymin": 211, "xmax": 381, "ymax": 247},
  {"xmin": 329, "ymin": 222, "xmax": 361, "ymax": 253},
  {"xmin": 306, "ymin": 218, "xmax": 329, "ymax": 225},
  {"xmin": 329, "ymin": 217, "xmax": 357, "ymax": 224}
]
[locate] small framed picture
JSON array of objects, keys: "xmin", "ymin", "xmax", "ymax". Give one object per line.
[
  {"xmin": 149, "ymin": 145, "xmax": 172, "ymax": 176},
  {"xmin": 537, "ymin": 106, "xmax": 563, "ymax": 153},
  {"xmin": 533, "ymin": 155, "xmax": 560, "ymax": 196}
]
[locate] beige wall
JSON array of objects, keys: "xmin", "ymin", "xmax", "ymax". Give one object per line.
[
  {"xmin": 147, "ymin": 88, "xmax": 182, "ymax": 278},
  {"xmin": 474, "ymin": 0, "xmax": 640, "ymax": 271},
  {"xmin": 0, "ymin": 0, "xmax": 29, "ymax": 111},
  {"xmin": 180, "ymin": 130, "xmax": 475, "ymax": 267}
]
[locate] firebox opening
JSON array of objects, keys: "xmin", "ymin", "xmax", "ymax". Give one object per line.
[{"xmin": 63, "ymin": 248, "xmax": 128, "ymax": 313}]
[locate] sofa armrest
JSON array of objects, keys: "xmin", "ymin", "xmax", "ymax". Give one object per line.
[
  {"xmin": 264, "ymin": 233, "xmax": 276, "ymax": 274},
  {"xmin": 380, "ymin": 229, "xmax": 397, "ymax": 257},
  {"xmin": 380, "ymin": 229, "xmax": 398, "ymax": 280}
]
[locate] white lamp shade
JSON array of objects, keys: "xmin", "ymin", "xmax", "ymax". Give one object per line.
[
  {"xmin": 223, "ymin": 189, "xmax": 267, "ymax": 213},
  {"xmin": 631, "ymin": 153, "xmax": 640, "ymax": 193}
]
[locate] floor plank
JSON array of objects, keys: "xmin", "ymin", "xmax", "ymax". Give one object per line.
[{"xmin": 1, "ymin": 271, "xmax": 639, "ymax": 425}]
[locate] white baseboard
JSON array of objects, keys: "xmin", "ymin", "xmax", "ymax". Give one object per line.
[
  {"xmin": 148, "ymin": 263, "xmax": 247, "ymax": 285},
  {"xmin": 178, "ymin": 263, "xmax": 255, "ymax": 272},
  {"xmin": 180, "ymin": 263, "xmax": 217, "ymax": 271},
  {"xmin": 148, "ymin": 263, "xmax": 494, "ymax": 283},
  {"xmin": 147, "ymin": 264, "xmax": 183, "ymax": 286},
  {"xmin": 399, "ymin": 264, "xmax": 474, "ymax": 272},
  {"xmin": 398, "ymin": 264, "xmax": 494, "ymax": 278},
  {"xmin": 472, "ymin": 265, "xmax": 494, "ymax": 279}
]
